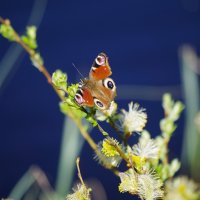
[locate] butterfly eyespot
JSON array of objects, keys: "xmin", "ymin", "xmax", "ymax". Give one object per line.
[
  {"xmin": 75, "ymin": 93, "xmax": 84, "ymax": 105},
  {"xmin": 95, "ymin": 54, "xmax": 106, "ymax": 66},
  {"xmin": 94, "ymin": 98, "xmax": 105, "ymax": 109},
  {"xmin": 103, "ymin": 78, "xmax": 116, "ymax": 91}
]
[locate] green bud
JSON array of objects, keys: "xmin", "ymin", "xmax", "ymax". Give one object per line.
[
  {"xmin": 161, "ymin": 165, "xmax": 169, "ymax": 181},
  {"xmin": 169, "ymin": 101, "xmax": 184, "ymax": 121},
  {"xmin": 162, "ymin": 93, "xmax": 174, "ymax": 116},
  {"xmin": 64, "ymin": 97, "xmax": 77, "ymax": 107},
  {"xmin": 155, "ymin": 136, "xmax": 167, "ymax": 160},
  {"xmin": 31, "ymin": 52, "xmax": 44, "ymax": 69},
  {"xmin": 160, "ymin": 118, "xmax": 176, "ymax": 137},
  {"xmin": 26, "ymin": 26, "xmax": 36, "ymax": 40},
  {"xmin": 21, "ymin": 26, "xmax": 37, "ymax": 49},
  {"xmin": 169, "ymin": 159, "xmax": 181, "ymax": 177},
  {"xmin": 52, "ymin": 70, "xmax": 67, "ymax": 92},
  {"xmin": 0, "ymin": 24, "xmax": 15, "ymax": 41},
  {"xmin": 21, "ymin": 36, "xmax": 37, "ymax": 49},
  {"xmin": 60, "ymin": 101, "xmax": 69, "ymax": 114},
  {"xmin": 67, "ymin": 84, "xmax": 79, "ymax": 97}
]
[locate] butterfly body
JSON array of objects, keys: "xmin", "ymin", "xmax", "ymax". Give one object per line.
[{"xmin": 75, "ymin": 53, "xmax": 116, "ymax": 110}]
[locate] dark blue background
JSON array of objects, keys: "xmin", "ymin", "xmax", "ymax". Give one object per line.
[{"xmin": 0, "ymin": 0, "xmax": 200, "ymax": 199}]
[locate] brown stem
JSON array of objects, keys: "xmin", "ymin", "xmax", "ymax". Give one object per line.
[
  {"xmin": 0, "ymin": 17, "xmax": 98, "ymax": 152},
  {"xmin": 0, "ymin": 17, "xmax": 63, "ymax": 101},
  {"xmin": 76, "ymin": 157, "xmax": 85, "ymax": 186}
]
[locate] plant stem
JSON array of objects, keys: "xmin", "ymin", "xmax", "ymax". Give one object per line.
[
  {"xmin": 0, "ymin": 17, "xmax": 64, "ymax": 100},
  {"xmin": 0, "ymin": 17, "xmax": 97, "ymax": 152},
  {"xmin": 76, "ymin": 157, "xmax": 85, "ymax": 186},
  {"xmin": 0, "ymin": 17, "xmax": 123, "ymax": 177},
  {"xmin": 163, "ymin": 136, "xmax": 169, "ymax": 165}
]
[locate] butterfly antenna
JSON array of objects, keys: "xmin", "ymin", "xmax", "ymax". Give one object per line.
[{"xmin": 72, "ymin": 63, "xmax": 85, "ymax": 79}]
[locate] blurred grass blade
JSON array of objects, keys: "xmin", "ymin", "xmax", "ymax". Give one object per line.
[
  {"xmin": 0, "ymin": 0, "xmax": 47, "ymax": 94},
  {"xmin": 179, "ymin": 45, "xmax": 200, "ymax": 180},
  {"xmin": 9, "ymin": 166, "xmax": 59, "ymax": 200},
  {"xmin": 117, "ymin": 84, "xmax": 182, "ymax": 100},
  {"xmin": 0, "ymin": 44, "xmax": 24, "ymax": 93},
  {"xmin": 55, "ymin": 117, "xmax": 89, "ymax": 196},
  {"xmin": 9, "ymin": 169, "xmax": 35, "ymax": 199}
]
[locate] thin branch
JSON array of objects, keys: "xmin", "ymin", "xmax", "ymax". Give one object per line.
[
  {"xmin": 163, "ymin": 136, "xmax": 170, "ymax": 165},
  {"xmin": 0, "ymin": 17, "xmax": 123, "ymax": 177},
  {"xmin": 0, "ymin": 17, "xmax": 97, "ymax": 153},
  {"xmin": 76, "ymin": 157, "xmax": 85, "ymax": 186},
  {"xmin": 0, "ymin": 17, "xmax": 63, "ymax": 100}
]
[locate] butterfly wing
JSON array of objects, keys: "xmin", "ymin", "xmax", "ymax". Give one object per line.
[
  {"xmin": 75, "ymin": 85, "xmax": 94, "ymax": 107},
  {"xmin": 75, "ymin": 53, "xmax": 116, "ymax": 110},
  {"xmin": 89, "ymin": 53, "xmax": 112, "ymax": 81},
  {"xmin": 90, "ymin": 79, "xmax": 117, "ymax": 109}
]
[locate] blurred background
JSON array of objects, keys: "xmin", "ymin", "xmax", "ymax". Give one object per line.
[{"xmin": 0, "ymin": 0, "xmax": 200, "ymax": 199}]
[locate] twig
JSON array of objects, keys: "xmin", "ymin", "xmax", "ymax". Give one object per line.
[
  {"xmin": 0, "ymin": 17, "xmax": 122, "ymax": 177},
  {"xmin": 163, "ymin": 136, "xmax": 169, "ymax": 165},
  {"xmin": 76, "ymin": 157, "xmax": 85, "ymax": 186},
  {"xmin": 0, "ymin": 17, "xmax": 97, "ymax": 154}
]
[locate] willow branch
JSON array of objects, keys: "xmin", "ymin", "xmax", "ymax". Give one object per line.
[
  {"xmin": 0, "ymin": 17, "xmax": 98, "ymax": 152},
  {"xmin": 0, "ymin": 17, "xmax": 122, "ymax": 176}
]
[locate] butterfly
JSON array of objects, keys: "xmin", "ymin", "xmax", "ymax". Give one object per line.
[{"xmin": 75, "ymin": 52, "xmax": 116, "ymax": 110}]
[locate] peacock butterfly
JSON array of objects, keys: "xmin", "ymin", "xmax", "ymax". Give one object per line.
[{"xmin": 75, "ymin": 53, "xmax": 116, "ymax": 110}]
